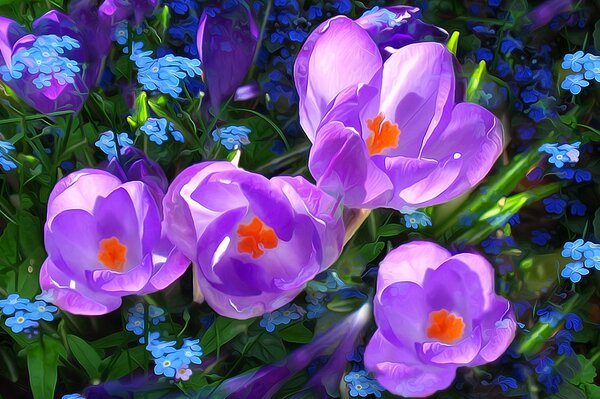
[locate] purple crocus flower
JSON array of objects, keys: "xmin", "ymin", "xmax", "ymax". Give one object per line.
[
  {"xmin": 40, "ymin": 168, "xmax": 189, "ymax": 315},
  {"xmin": 364, "ymin": 241, "xmax": 516, "ymax": 397},
  {"xmin": 163, "ymin": 161, "xmax": 345, "ymax": 319},
  {"xmin": 0, "ymin": 9, "xmax": 111, "ymax": 115},
  {"xmin": 295, "ymin": 14, "xmax": 503, "ymax": 210},
  {"xmin": 196, "ymin": 1, "xmax": 259, "ymax": 113}
]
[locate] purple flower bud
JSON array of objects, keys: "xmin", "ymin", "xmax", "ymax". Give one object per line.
[{"xmin": 196, "ymin": 1, "xmax": 259, "ymax": 113}]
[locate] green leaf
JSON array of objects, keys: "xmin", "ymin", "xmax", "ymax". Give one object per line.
[
  {"xmin": 446, "ymin": 31, "xmax": 459, "ymax": 55},
  {"xmin": 27, "ymin": 339, "xmax": 60, "ymax": 399},
  {"xmin": 594, "ymin": 20, "xmax": 600, "ymax": 54},
  {"xmin": 247, "ymin": 334, "xmax": 286, "ymax": 363},
  {"xmin": 571, "ymin": 354, "xmax": 597, "ymax": 385},
  {"xmin": 91, "ymin": 332, "xmax": 136, "ymax": 349},
  {"xmin": 67, "ymin": 334, "xmax": 103, "ymax": 380},
  {"xmin": 201, "ymin": 317, "xmax": 254, "ymax": 355},
  {"xmin": 376, "ymin": 223, "xmax": 404, "ymax": 238},
  {"xmin": 102, "ymin": 346, "xmax": 147, "ymax": 381},
  {"xmin": 0, "ymin": 223, "xmax": 19, "ymax": 268},
  {"xmin": 467, "ymin": 60, "xmax": 487, "ymax": 102},
  {"xmin": 279, "ymin": 323, "xmax": 314, "ymax": 344},
  {"xmin": 357, "ymin": 241, "xmax": 385, "ymax": 263},
  {"xmin": 593, "ymin": 207, "xmax": 600, "ymax": 242}
]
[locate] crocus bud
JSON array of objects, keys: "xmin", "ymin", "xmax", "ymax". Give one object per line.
[{"xmin": 196, "ymin": 1, "xmax": 259, "ymax": 113}]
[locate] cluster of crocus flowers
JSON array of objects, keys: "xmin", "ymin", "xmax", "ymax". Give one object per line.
[
  {"xmin": 364, "ymin": 242, "xmax": 516, "ymax": 397},
  {"xmin": 163, "ymin": 161, "xmax": 345, "ymax": 319},
  {"xmin": 40, "ymin": 150, "xmax": 189, "ymax": 315},
  {"xmin": 294, "ymin": 8, "xmax": 504, "ymax": 210}
]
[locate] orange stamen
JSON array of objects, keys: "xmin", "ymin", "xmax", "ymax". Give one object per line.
[
  {"xmin": 426, "ymin": 309, "xmax": 465, "ymax": 344},
  {"xmin": 365, "ymin": 112, "xmax": 401, "ymax": 155},
  {"xmin": 97, "ymin": 236, "xmax": 127, "ymax": 272},
  {"xmin": 237, "ymin": 217, "xmax": 278, "ymax": 259}
]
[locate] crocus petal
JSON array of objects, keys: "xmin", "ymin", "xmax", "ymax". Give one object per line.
[
  {"xmin": 0, "ymin": 16, "xmax": 26, "ymax": 65},
  {"xmin": 40, "ymin": 258, "xmax": 122, "ymax": 315},
  {"xmin": 365, "ymin": 330, "xmax": 457, "ymax": 398},
  {"xmin": 375, "ymin": 42, "xmax": 455, "ymax": 158},
  {"xmin": 295, "ymin": 16, "xmax": 382, "ymax": 141},
  {"xmin": 419, "ymin": 326, "xmax": 482, "ymax": 365},
  {"xmin": 470, "ymin": 299, "xmax": 517, "ymax": 365},
  {"xmin": 309, "ymin": 121, "xmax": 393, "ymax": 208},
  {"xmin": 414, "ymin": 102, "xmax": 504, "ymax": 206},
  {"xmin": 376, "ymin": 241, "xmax": 451, "ymax": 293}
]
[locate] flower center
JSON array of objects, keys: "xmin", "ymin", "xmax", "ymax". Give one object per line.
[
  {"xmin": 17, "ymin": 317, "xmax": 25, "ymax": 323},
  {"xmin": 426, "ymin": 309, "xmax": 465, "ymax": 344},
  {"xmin": 237, "ymin": 216, "xmax": 278, "ymax": 259},
  {"xmin": 366, "ymin": 112, "xmax": 400, "ymax": 155},
  {"xmin": 97, "ymin": 236, "xmax": 128, "ymax": 272}
]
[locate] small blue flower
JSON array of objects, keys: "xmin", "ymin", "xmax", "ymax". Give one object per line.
[
  {"xmin": 111, "ymin": 21, "xmax": 128, "ymax": 46},
  {"xmin": 333, "ymin": 0, "xmax": 352, "ymax": 13},
  {"xmin": 499, "ymin": 35, "xmax": 522, "ymax": 54},
  {"xmin": 584, "ymin": 60, "xmax": 600, "ymax": 82},
  {"xmin": 212, "ymin": 125, "xmax": 251, "ymax": 150},
  {"xmin": 494, "ymin": 375, "xmax": 518, "ymax": 392},
  {"xmin": 476, "ymin": 48, "xmax": 493, "ymax": 62},
  {"xmin": 25, "ymin": 300, "xmax": 57, "ymax": 321},
  {"xmin": 554, "ymin": 330, "xmax": 573, "ymax": 356},
  {"xmin": 482, "ymin": 236, "xmax": 503, "ymax": 255},
  {"xmin": 569, "ymin": 200, "xmax": 586, "ymax": 216},
  {"xmin": 0, "ymin": 140, "xmax": 17, "ymax": 171},
  {"xmin": 345, "ymin": 369, "xmax": 383, "ymax": 398},
  {"xmin": 560, "ymin": 74, "xmax": 589, "ymax": 95},
  {"xmin": 146, "ymin": 333, "xmax": 177, "ymax": 358},
  {"xmin": 5, "ymin": 311, "xmax": 39, "ymax": 333},
  {"xmin": 514, "ymin": 65, "xmax": 533, "ymax": 82},
  {"xmin": 0, "ymin": 294, "xmax": 30, "ymax": 315},
  {"xmin": 259, "ymin": 304, "xmax": 304, "ymax": 332},
  {"xmin": 307, "ymin": 302, "xmax": 326, "ymax": 319},
  {"xmin": 561, "ymin": 51, "xmax": 586, "ymax": 72},
  {"xmin": 532, "ymin": 229, "xmax": 552, "ymax": 246},
  {"xmin": 561, "ymin": 239, "xmax": 586, "ymax": 260},
  {"xmin": 148, "ymin": 305, "xmax": 166, "ymax": 325},
  {"xmin": 564, "ymin": 313, "xmax": 583, "ymax": 331},
  {"xmin": 154, "ymin": 353, "xmax": 183, "ymax": 377},
  {"xmin": 543, "ymin": 195, "xmax": 567, "ymax": 215},
  {"xmin": 62, "ymin": 394, "xmax": 85, "ymax": 399},
  {"xmin": 95, "ymin": 131, "xmax": 133, "ymax": 160},
  {"xmin": 403, "ymin": 211, "xmax": 432, "ymax": 229},
  {"xmin": 536, "ymin": 306, "xmax": 562, "ymax": 327},
  {"xmin": 347, "ymin": 346, "xmax": 365, "ymax": 363},
  {"xmin": 178, "ymin": 338, "xmax": 203, "ymax": 365},
  {"xmin": 561, "ymin": 262, "xmax": 589, "ymax": 283},
  {"xmin": 126, "ymin": 315, "xmax": 145, "ymax": 336},
  {"xmin": 583, "ymin": 247, "xmax": 600, "ymax": 270}
]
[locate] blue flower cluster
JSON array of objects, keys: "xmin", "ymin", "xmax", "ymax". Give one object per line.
[
  {"xmin": 402, "ymin": 210, "xmax": 432, "ymax": 229},
  {"xmin": 304, "ymin": 271, "xmax": 346, "ymax": 319},
  {"xmin": 130, "ymin": 42, "xmax": 202, "ymax": 98},
  {"xmin": 560, "ymin": 239, "xmax": 600, "ymax": 283},
  {"xmin": 344, "ymin": 369, "xmax": 384, "ymax": 398},
  {"xmin": 147, "ymin": 333, "xmax": 202, "ymax": 380},
  {"xmin": 211, "ymin": 125, "xmax": 251, "ymax": 150},
  {"xmin": 140, "ymin": 118, "xmax": 184, "ymax": 144},
  {"xmin": 259, "ymin": 303, "xmax": 305, "ymax": 332},
  {"xmin": 0, "ymin": 293, "xmax": 57, "ymax": 334},
  {"xmin": 126, "ymin": 303, "xmax": 167, "ymax": 338},
  {"xmin": 538, "ymin": 142, "xmax": 580, "ymax": 168},
  {"xmin": 111, "ymin": 21, "xmax": 129, "ymax": 49},
  {"xmin": 560, "ymin": 51, "xmax": 600, "ymax": 95},
  {"xmin": 0, "ymin": 35, "xmax": 80, "ymax": 89},
  {"xmin": 0, "ymin": 140, "xmax": 17, "ymax": 171},
  {"xmin": 95, "ymin": 131, "xmax": 134, "ymax": 160}
]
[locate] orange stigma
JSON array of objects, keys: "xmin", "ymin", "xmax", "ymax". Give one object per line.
[
  {"xmin": 97, "ymin": 237, "xmax": 127, "ymax": 272},
  {"xmin": 237, "ymin": 217, "xmax": 278, "ymax": 259},
  {"xmin": 426, "ymin": 309, "xmax": 465, "ymax": 344},
  {"xmin": 366, "ymin": 112, "xmax": 400, "ymax": 155}
]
